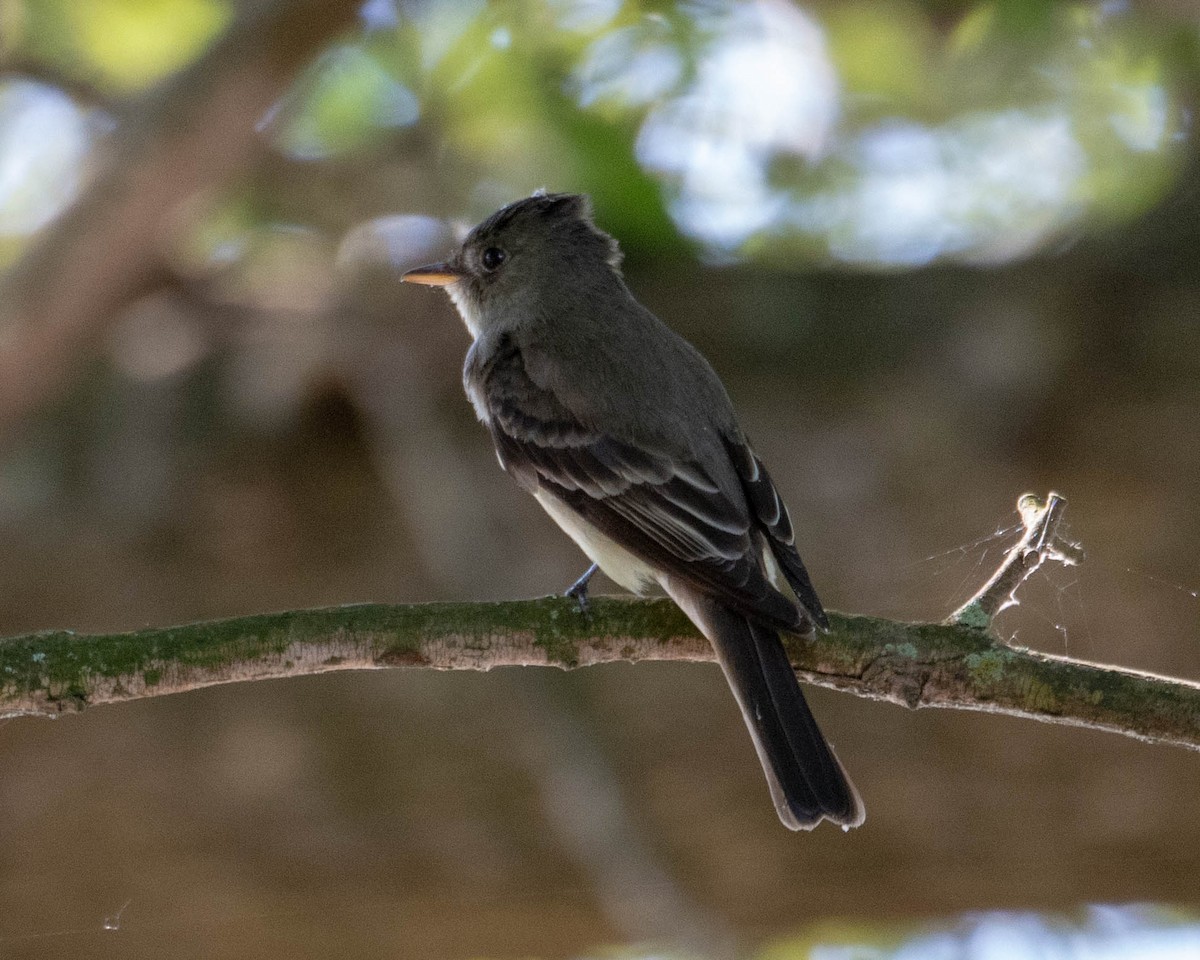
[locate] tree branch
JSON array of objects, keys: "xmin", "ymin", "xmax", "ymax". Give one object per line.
[
  {"xmin": 2, "ymin": 597, "xmax": 1197, "ymax": 752},
  {"xmin": 0, "ymin": 0, "xmax": 362, "ymax": 445},
  {"xmin": 950, "ymin": 492, "xmax": 1084, "ymax": 628},
  {"xmin": 3, "ymin": 493, "xmax": 1196, "ymax": 753}
]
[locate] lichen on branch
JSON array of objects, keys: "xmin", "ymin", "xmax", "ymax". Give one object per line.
[
  {"xmin": 2, "ymin": 596, "xmax": 1198, "ymax": 755},
  {"xmin": 2, "ymin": 492, "xmax": 1197, "ymax": 753}
]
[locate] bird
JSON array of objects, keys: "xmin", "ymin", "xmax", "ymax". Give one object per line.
[{"xmin": 403, "ymin": 192, "xmax": 863, "ymax": 830}]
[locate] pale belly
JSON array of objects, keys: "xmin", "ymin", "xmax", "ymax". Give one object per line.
[{"xmin": 534, "ymin": 490, "xmax": 658, "ymax": 595}]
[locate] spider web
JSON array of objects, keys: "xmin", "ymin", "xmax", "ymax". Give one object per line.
[{"xmin": 867, "ymin": 506, "xmax": 1198, "ymax": 666}]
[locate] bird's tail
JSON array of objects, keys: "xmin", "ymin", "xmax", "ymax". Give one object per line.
[{"xmin": 667, "ymin": 584, "xmax": 864, "ymax": 831}]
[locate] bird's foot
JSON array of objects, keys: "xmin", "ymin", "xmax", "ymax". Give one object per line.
[{"xmin": 564, "ymin": 563, "xmax": 599, "ymax": 614}]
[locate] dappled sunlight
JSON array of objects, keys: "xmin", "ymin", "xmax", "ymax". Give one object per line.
[
  {"xmin": 4, "ymin": 0, "xmax": 1188, "ymax": 276},
  {"xmin": 627, "ymin": 1, "xmax": 1184, "ymax": 264},
  {"xmin": 796, "ymin": 110, "xmax": 1087, "ymax": 266},
  {"xmin": 66, "ymin": 0, "xmax": 230, "ymax": 91},
  {"xmin": 0, "ymin": 0, "xmax": 1188, "ymax": 269},
  {"xmin": 636, "ymin": 0, "xmax": 837, "ymax": 251},
  {"xmin": 272, "ymin": 43, "xmax": 421, "ymax": 160},
  {"xmin": 571, "ymin": 19, "xmax": 683, "ymax": 110},
  {"xmin": 0, "ymin": 80, "xmax": 96, "ymax": 239},
  {"xmin": 792, "ymin": 906, "xmax": 1200, "ymax": 960},
  {"xmin": 336, "ymin": 212, "xmax": 456, "ymax": 277}
]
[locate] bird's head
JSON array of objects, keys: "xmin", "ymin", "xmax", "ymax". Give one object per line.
[{"xmin": 402, "ymin": 192, "xmax": 622, "ymax": 338}]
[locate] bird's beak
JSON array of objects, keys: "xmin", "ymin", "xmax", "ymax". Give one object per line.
[{"xmin": 402, "ymin": 262, "xmax": 463, "ymax": 286}]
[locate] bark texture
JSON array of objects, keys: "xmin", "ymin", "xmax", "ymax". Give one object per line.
[{"xmin": 2, "ymin": 597, "xmax": 1197, "ymax": 755}]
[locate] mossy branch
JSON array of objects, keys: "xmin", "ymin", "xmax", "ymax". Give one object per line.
[
  {"xmin": 1, "ymin": 597, "xmax": 1197, "ymax": 753},
  {"xmin": 2, "ymin": 493, "xmax": 1197, "ymax": 753}
]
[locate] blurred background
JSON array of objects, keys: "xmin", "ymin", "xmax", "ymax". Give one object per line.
[{"xmin": 1, "ymin": 0, "xmax": 1199, "ymax": 957}]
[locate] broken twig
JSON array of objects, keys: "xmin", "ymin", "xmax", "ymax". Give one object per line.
[{"xmin": 949, "ymin": 492, "xmax": 1084, "ymax": 630}]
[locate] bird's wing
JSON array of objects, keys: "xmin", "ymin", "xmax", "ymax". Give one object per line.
[
  {"xmin": 475, "ymin": 337, "xmax": 803, "ymax": 631},
  {"xmin": 725, "ymin": 439, "xmax": 829, "ymax": 630}
]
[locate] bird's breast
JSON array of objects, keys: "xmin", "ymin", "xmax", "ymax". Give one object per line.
[{"xmin": 534, "ymin": 490, "xmax": 657, "ymax": 595}]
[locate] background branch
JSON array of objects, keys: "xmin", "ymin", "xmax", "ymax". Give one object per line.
[
  {"xmin": 3, "ymin": 597, "xmax": 1197, "ymax": 753},
  {"xmin": 0, "ymin": 0, "xmax": 362, "ymax": 446}
]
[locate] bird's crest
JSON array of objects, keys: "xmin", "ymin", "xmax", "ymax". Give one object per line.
[{"xmin": 476, "ymin": 192, "xmax": 623, "ymax": 270}]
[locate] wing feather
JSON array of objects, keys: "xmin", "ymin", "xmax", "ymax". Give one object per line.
[
  {"xmin": 726, "ymin": 438, "xmax": 828, "ymax": 630},
  {"xmin": 474, "ymin": 337, "xmax": 803, "ymax": 630}
]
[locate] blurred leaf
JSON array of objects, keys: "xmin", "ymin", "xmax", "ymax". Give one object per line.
[
  {"xmin": 991, "ymin": 0, "xmax": 1056, "ymax": 39},
  {"xmin": 275, "ymin": 45, "xmax": 419, "ymax": 160},
  {"xmin": 0, "ymin": 0, "xmax": 25, "ymax": 54},
  {"xmin": 949, "ymin": 3, "xmax": 996, "ymax": 57},
  {"xmin": 824, "ymin": 3, "xmax": 933, "ymax": 108},
  {"xmin": 68, "ymin": 0, "xmax": 230, "ymax": 92}
]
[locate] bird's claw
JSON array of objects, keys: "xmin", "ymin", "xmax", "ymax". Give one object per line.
[{"xmin": 564, "ymin": 563, "xmax": 599, "ymax": 615}]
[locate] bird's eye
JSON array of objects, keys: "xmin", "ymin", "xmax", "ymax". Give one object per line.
[{"xmin": 481, "ymin": 247, "xmax": 507, "ymax": 271}]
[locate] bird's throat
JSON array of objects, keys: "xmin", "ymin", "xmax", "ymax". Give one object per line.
[{"xmin": 445, "ymin": 284, "xmax": 484, "ymax": 339}]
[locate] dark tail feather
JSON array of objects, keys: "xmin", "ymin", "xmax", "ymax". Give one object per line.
[
  {"xmin": 748, "ymin": 619, "xmax": 862, "ymax": 825},
  {"xmin": 667, "ymin": 584, "xmax": 864, "ymax": 830}
]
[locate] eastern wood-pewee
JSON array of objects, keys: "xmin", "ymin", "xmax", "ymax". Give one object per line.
[{"xmin": 403, "ymin": 192, "xmax": 863, "ymax": 831}]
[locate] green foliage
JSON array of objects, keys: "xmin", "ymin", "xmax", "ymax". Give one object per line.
[
  {"xmin": 17, "ymin": 0, "xmax": 231, "ymax": 91},
  {"xmin": 244, "ymin": 1, "xmax": 1196, "ymax": 265},
  {"xmin": 2, "ymin": 1, "xmax": 1197, "ymax": 271}
]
